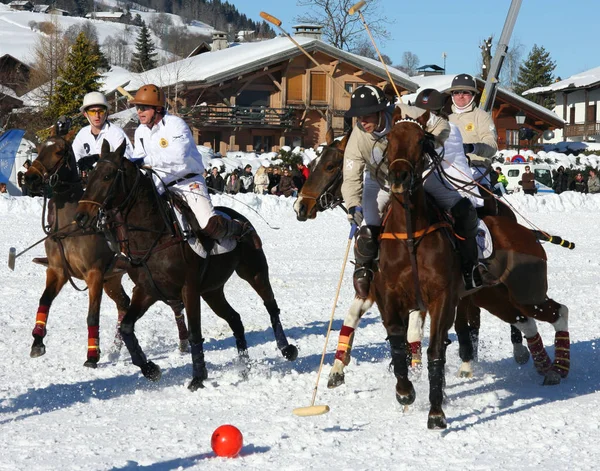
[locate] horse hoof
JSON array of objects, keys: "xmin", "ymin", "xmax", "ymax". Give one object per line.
[
  {"xmin": 513, "ymin": 344, "xmax": 530, "ymax": 365},
  {"xmin": 281, "ymin": 344, "xmax": 298, "ymax": 361},
  {"xmin": 141, "ymin": 361, "xmax": 162, "ymax": 382},
  {"xmin": 395, "ymin": 385, "xmax": 416, "ymax": 406},
  {"xmin": 543, "ymin": 370, "xmax": 562, "ymax": 386},
  {"xmin": 179, "ymin": 339, "xmax": 190, "ymax": 353},
  {"xmin": 188, "ymin": 377, "xmax": 205, "ymax": 391},
  {"xmin": 327, "ymin": 373, "xmax": 345, "ymax": 389},
  {"xmin": 427, "ymin": 413, "xmax": 447, "ymax": 430},
  {"xmin": 84, "ymin": 357, "xmax": 99, "ymax": 368},
  {"xmin": 30, "ymin": 344, "xmax": 46, "ymax": 358}
]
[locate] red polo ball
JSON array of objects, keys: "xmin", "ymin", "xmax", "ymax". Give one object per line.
[{"xmin": 211, "ymin": 425, "xmax": 243, "ymax": 458}]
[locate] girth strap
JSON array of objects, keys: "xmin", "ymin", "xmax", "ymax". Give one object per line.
[{"xmin": 379, "ymin": 222, "xmax": 452, "ymax": 241}]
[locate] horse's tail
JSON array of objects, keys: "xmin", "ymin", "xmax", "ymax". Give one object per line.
[{"xmin": 531, "ymin": 230, "xmax": 575, "ymax": 250}]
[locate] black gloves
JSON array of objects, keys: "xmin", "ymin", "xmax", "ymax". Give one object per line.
[
  {"xmin": 463, "ymin": 143, "xmax": 475, "ymax": 155},
  {"xmin": 78, "ymin": 154, "xmax": 99, "ymax": 171},
  {"xmin": 348, "ymin": 206, "xmax": 364, "ymax": 227},
  {"xmin": 56, "ymin": 116, "xmax": 72, "ymax": 136}
]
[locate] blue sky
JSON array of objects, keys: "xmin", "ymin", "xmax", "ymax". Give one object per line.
[{"xmin": 233, "ymin": 0, "xmax": 596, "ymax": 80}]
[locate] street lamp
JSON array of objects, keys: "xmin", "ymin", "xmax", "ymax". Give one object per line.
[{"xmin": 515, "ymin": 110, "xmax": 526, "ymax": 154}]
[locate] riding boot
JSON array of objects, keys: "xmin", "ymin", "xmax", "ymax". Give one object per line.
[
  {"xmin": 353, "ymin": 225, "xmax": 380, "ymax": 299},
  {"xmin": 451, "ymin": 198, "xmax": 482, "ymax": 291},
  {"xmin": 202, "ymin": 214, "xmax": 254, "ymax": 243}
]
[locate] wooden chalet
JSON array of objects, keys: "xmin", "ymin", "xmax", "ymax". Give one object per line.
[
  {"xmin": 125, "ymin": 26, "xmax": 417, "ymax": 154},
  {"xmin": 0, "ymin": 54, "xmax": 31, "ymax": 96}
]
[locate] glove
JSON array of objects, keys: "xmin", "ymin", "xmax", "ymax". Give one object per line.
[
  {"xmin": 463, "ymin": 143, "xmax": 475, "ymax": 155},
  {"xmin": 77, "ymin": 154, "xmax": 99, "ymax": 171},
  {"xmin": 348, "ymin": 206, "xmax": 364, "ymax": 227},
  {"xmin": 56, "ymin": 116, "xmax": 72, "ymax": 136}
]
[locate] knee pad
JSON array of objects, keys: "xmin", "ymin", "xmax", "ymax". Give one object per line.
[
  {"xmin": 451, "ymin": 197, "xmax": 478, "ymax": 238},
  {"xmin": 354, "ymin": 225, "xmax": 380, "ymax": 263}
]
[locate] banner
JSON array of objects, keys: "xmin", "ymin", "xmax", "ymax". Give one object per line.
[{"xmin": 0, "ymin": 129, "xmax": 25, "ymax": 184}]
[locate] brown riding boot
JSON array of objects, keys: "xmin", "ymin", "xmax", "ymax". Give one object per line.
[{"xmin": 202, "ymin": 215, "xmax": 259, "ymax": 247}]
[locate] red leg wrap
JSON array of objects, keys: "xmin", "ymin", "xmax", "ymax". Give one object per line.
[
  {"xmin": 32, "ymin": 305, "xmax": 49, "ymax": 337},
  {"xmin": 88, "ymin": 325, "xmax": 100, "ymax": 359},
  {"xmin": 334, "ymin": 325, "xmax": 355, "ymax": 365},
  {"xmin": 409, "ymin": 341, "xmax": 422, "ymax": 367},
  {"xmin": 526, "ymin": 333, "xmax": 551, "ymax": 375},
  {"xmin": 552, "ymin": 331, "xmax": 570, "ymax": 378}
]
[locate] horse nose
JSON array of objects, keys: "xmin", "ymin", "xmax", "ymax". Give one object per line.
[
  {"xmin": 75, "ymin": 211, "xmax": 89, "ymax": 228},
  {"xmin": 295, "ymin": 201, "xmax": 307, "ymax": 221}
]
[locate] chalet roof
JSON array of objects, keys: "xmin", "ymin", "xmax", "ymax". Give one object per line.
[
  {"xmin": 126, "ymin": 35, "xmax": 417, "ymax": 93},
  {"xmin": 405, "ymin": 74, "xmax": 564, "ymax": 127},
  {"xmin": 8, "ymin": 1, "xmax": 33, "ymax": 6},
  {"xmin": 85, "ymin": 11, "xmax": 124, "ymax": 19},
  {"xmin": 416, "ymin": 64, "xmax": 444, "ymax": 71},
  {"xmin": 524, "ymin": 66, "xmax": 600, "ymax": 95}
]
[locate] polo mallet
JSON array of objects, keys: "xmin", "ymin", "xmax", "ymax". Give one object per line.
[
  {"xmin": 348, "ymin": 0, "xmax": 401, "ymax": 100},
  {"xmin": 293, "ymin": 224, "xmax": 358, "ymax": 417},
  {"xmin": 260, "ymin": 11, "xmax": 351, "ymax": 97},
  {"xmin": 8, "ymin": 221, "xmax": 76, "ymax": 270}
]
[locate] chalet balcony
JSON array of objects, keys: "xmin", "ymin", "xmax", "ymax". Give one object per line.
[
  {"xmin": 563, "ymin": 122, "xmax": 600, "ymax": 138},
  {"xmin": 182, "ymin": 105, "xmax": 299, "ymax": 129}
]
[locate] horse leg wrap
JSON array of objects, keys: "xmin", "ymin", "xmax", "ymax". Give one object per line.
[
  {"xmin": 552, "ymin": 331, "xmax": 570, "ymax": 378},
  {"xmin": 409, "ymin": 341, "xmax": 422, "ymax": 369},
  {"xmin": 389, "ymin": 335, "xmax": 409, "ymax": 379},
  {"xmin": 526, "ymin": 333, "xmax": 552, "ymax": 374},
  {"xmin": 469, "ymin": 327, "xmax": 479, "ymax": 362},
  {"xmin": 87, "ymin": 325, "xmax": 100, "ymax": 359},
  {"xmin": 265, "ymin": 300, "xmax": 289, "ymax": 350},
  {"xmin": 456, "ymin": 329, "xmax": 474, "ymax": 363},
  {"xmin": 190, "ymin": 341, "xmax": 208, "ymax": 380},
  {"xmin": 428, "ymin": 359, "xmax": 446, "ymax": 406},
  {"xmin": 334, "ymin": 325, "xmax": 355, "ymax": 365},
  {"xmin": 120, "ymin": 324, "xmax": 148, "ymax": 368},
  {"xmin": 32, "ymin": 305, "xmax": 49, "ymax": 338}
]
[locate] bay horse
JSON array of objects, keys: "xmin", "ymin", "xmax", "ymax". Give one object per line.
[
  {"xmin": 74, "ymin": 140, "xmax": 298, "ymax": 391},
  {"xmin": 22, "ymin": 130, "xmax": 189, "ymax": 368}
]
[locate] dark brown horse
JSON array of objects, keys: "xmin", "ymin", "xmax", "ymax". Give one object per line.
[
  {"xmin": 74, "ymin": 140, "xmax": 298, "ymax": 391},
  {"xmin": 22, "ymin": 131, "xmax": 189, "ymax": 367}
]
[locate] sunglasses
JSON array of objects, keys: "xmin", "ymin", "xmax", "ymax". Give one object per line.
[
  {"xmin": 452, "ymin": 91, "xmax": 473, "ymax": 97},
  {"xmin": 135, "ymin": 105, "xmax": 154, "ymax": 112},
  {"xmin": 86, "ymin": 108, "xmax": 107, "ymax": 116}
]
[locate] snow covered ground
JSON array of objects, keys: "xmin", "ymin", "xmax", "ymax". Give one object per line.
[{"xmin": 1, "ymin": 192, "xmax": 600, "ymax": 470}]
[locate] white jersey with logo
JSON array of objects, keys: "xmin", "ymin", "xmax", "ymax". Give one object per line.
[
  {"xmin": 72, "ymin": 121, "xmax": 134, "ymax": 163},
  {"xmin": 133, "ymin": 112, "xmax": 205, "ymax": 189}
]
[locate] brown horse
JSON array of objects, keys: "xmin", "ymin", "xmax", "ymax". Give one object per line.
[
  {"xmin": 294, "ymin": 129, "xmax": 527, "ymax": 381},
  {"xmin": 74, "ymin": 140, "xmax": 298, "ymax": 391},
  {"xmin": 22, "ymin": 131, "xmax": 189, "ymax": 367}
]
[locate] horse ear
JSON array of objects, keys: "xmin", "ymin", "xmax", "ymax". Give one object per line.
[
  {"xmin": 101, "ymin": 139, "xmax": 111, "ymax": 157},
  {"xmin": 325, "ymin": 127, "xmax": 334, "ymax": 146},
  {"xmin": 117, "ymin": 139, "xmax": 127, "ymax": 157},
  {"xmin": 338, "ymin": 131, "xmax": 351, "ymax": 152},
  {"xmin": 392, "ymin": 106, "xmax": 405, "ymax": 125}
]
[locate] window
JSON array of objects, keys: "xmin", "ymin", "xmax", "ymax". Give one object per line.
[
  {"xmin": 310, "ymin": 73, "xmax": 326, "ymax": 102},
  {"xmin": 287, "ymin": 73, "xmax": 304, "ymax": 102},
  {"xmin": 344, "ymin": 82, "xmax": 354, "ymax": 94},
  {"xmin": 587, "ymin": 103, "xmax": 597, "ymax": 123},
  {"xmin": 238, "ymin": 90, "xmax": 270, "ymax": 107},
  {"xmin": 507, "ymin": 169, "xmax": 520, "ymax": 178},
  {"xmin": 569, "ymin": 106, "xmax": 575, "ymax": 124},
  {"xmin": 506, "ymin": 129, "xmax": 519, "ymax": 148},
  {"xmin": 534, "ymin": 168, "xmax": 552, "ymax": 187}
]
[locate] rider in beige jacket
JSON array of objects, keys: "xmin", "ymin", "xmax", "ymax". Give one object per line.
[
  {"xmin": 342, "ymin": 85, "xmax": 482, "ymax": 298},
  {"xmin": 447, "ymin": 74, "xmax": 498, "ymax": 183}
]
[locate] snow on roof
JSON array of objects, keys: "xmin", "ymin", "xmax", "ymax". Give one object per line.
[
  {"xmin": 85, "ymin": 12, "xmax": 125, "ymax": 19},
  {"xmin": 126, "ymin": 36, "xmax": 417, "ymax": 92},
  {"xmin": 524, "ymin": 66, "xmax": 600, "ymax": 95},
  {"xmin": 0, "ymin": 84, "xmax": 20, "ymax": 100},
  {"xmin": 404, "ymin": 74, "xmax": 564, "ymax": 124}
]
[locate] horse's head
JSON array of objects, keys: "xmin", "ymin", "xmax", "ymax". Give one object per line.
[
  {"xmin": 24, "ymin": 135, "xmax": 77, "ymax": 196},
  {"xmin": 386, "ymin": 107, "xmax": 433, "ymax": 194},
  {"xmin": 294, "ymin": 128, "xmax": 349, "ymax": 221},
  {"xmin": 74, "ymin": 139, "xmax": 132, "ymax": 229}
]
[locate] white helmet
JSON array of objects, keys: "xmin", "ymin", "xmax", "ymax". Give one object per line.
[{"xmin": 80, "ymin": 92, "xmax": 109, "ymax": 113}]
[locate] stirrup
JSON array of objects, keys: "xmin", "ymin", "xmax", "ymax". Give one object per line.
[{"xmin": 462, "ymin": 266, "xmax": 483, "ymax": 291}]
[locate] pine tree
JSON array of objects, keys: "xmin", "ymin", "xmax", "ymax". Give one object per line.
[
  {"xmin": 130, "ymin": 22, "xmax": 158, "ymax": 73},
  {"xmin": 513, "ymin": 44, "xmax": 556, "ymax": 109},
  {"xmin": 47, "ymin": 32, "xmax": 102, "ymax": 120}
]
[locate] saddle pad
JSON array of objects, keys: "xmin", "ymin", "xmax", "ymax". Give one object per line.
[
  {"xmin": 173, "ymin": 209, "xmax": 237, "ymax": 259},
  {"xmin": 476, "ymin": 219, "xmax": 493, "ymax": 260}
]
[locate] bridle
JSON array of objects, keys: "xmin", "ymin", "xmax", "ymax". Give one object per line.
[{"xmin": 29, "ymin": 138, "xmax": 78, "ymax": 191}]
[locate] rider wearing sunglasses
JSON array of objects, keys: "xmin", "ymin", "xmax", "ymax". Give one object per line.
[
  {"xmin": 130, "ymin": 84, "xmax": 250, "ymax": 243},
  {"xmin": 446, "ymin": 73, "xmax": 498, "ymax": 187},
  {"xmin": 73, "ymin": 91, "xmax": 134, "ymax": 172}
]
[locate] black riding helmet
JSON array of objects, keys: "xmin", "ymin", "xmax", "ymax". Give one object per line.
[
  {"xmin": 345, "ymin": 85, "xmax": 390, "ymax": 118},
  {"xmin": 414, "ymin": 88, "xmax": 449, "ymax": 113},
  {"xmin": 446, "ymin": 73, "xmax": 479, "ymax": 94}
]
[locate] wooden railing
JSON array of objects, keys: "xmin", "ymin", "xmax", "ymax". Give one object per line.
[
  {"xmin": 181, "ymin": 105, "xmax": 299, "ymax": 129},
  {"xmin": 563, "ymin": 122, "xmax": 600, "ymax": 138}
]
